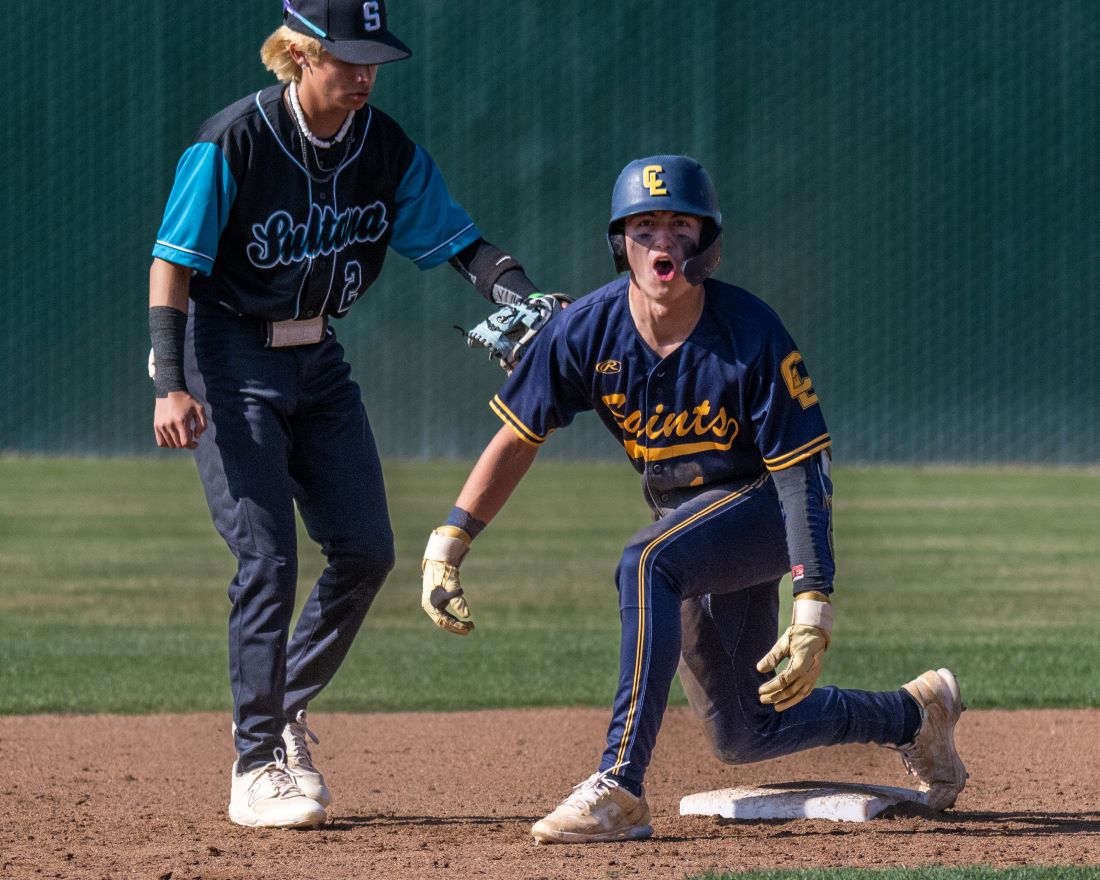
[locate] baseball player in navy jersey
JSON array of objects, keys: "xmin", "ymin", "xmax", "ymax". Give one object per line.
[
  {"xmin": 420, "ymin": 156, "xmax": 968, "ymax": 844},
  {"xmin": 149, "ymin": 0, "xmax": 553, "ymax": 829}
]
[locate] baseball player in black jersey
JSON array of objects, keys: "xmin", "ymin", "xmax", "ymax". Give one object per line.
[
  {"xmin": 150, "ymin": 0, "xmax": 552, "ymax": 829},
  {"xmin": 420, "ymin": 156, "xmax": 968, "ymax": 843}
]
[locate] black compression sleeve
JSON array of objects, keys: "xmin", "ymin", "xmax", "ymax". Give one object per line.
[
  {"xmin": 494, "ymin": 267, "xmax": 539, "ymax": 302},
  {"xmin": 449, "ymin": 238, "xmax": 539, "ymax": 305},
  {"xmin": 770, "ymin": 453, "xmax": 836, "ymax": 595},
  {"xmin": 149, "ymin": 306, "xmax": 188, "ymax": 397}
]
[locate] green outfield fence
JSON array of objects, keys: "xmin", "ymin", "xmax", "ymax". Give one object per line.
[{"xmin": 2, "ymin": 1, "xmax": 1097, "ymax": 463}]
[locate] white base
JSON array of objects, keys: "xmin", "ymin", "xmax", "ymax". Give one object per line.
[{"xmin": 679, "ymin": 782, "xmax": 927, "ymax": 823}]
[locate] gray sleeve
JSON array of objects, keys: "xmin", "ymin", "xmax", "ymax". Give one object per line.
[{"xmin": 770, "ymin": 451, "xmax": 836, "ymax": 595}]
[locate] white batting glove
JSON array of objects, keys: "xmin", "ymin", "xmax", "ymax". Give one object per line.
[
  {"xmin": 421, "ymin": 526, "xmax": 475, "ymax": 636},
  {"xmin": 756, "ymin": 592, "xmax": 833, "ymax": 712}
]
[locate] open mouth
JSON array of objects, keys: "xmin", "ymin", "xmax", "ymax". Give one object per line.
[{"xmin": 653, "ymin": 256, "xmax": 677, "ymax": 282}]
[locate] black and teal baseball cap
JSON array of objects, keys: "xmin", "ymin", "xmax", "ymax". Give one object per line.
[{"xmin": 283, "ymin": 0, "xmax": 412, "ymax": 64}]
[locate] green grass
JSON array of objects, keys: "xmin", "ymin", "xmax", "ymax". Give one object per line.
[
  {"xmin": 1, "ymin": 457, "xmax": 1098, "ymax": 714},
  {"xmin": 692, "ymin": 869, "xmax": 1100, "ymax": 880}
]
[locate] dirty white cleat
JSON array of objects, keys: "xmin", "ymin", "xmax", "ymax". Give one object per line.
[
  {"xmin": 228, "ymin": 748, "xmax": 327, "ymax": 828},
  {"xmin": 282, "ymin": 710, "xmax": 332, "ymax": 807},
  {"xmin": 896, "ymin": 668, "xmax": 969, "ymax": 811},
  {"xmin": 531, "ymin": 771, "xmax": 653, "ymax": 844}
]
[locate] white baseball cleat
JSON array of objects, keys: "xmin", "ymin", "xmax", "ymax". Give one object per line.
[
  {"xmin": 282, "ymin": 710, "xmax": 332, "ymax": 807},
  {"xmin": 896, "ymin": 667, "xmax": 969, "ymax": 810},
  {"xmin": 228, "ymin": 748, "xmax": 327, "ymax": 828},
  {"xmin": 531, "ymin": 771, "xmax": 653, "ymax": 844}
]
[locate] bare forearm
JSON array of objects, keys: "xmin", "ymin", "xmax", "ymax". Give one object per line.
[
  {"xmin": 421, "ymin": 427, "xmax": 538, "ymax": 636},
  {"xmin": 149, "ymin": 257, "xmax": 192, "ymax": 311},
  {"xmin": 454, "ymin": 426, "xmax": 540, "ymax": 524}
]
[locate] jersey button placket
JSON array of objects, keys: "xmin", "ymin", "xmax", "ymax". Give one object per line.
[{"xmin": 643, "ymin": 363, "xmax": 664, "ymax": 499}]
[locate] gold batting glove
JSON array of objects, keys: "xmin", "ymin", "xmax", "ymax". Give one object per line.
[
  {"xmin": 756, "ymin": 591, "xmax": 833, "ymax": 712},
  {"xmin": 421, "ymin": 526, "xmax": 475, "ymax": 636}
]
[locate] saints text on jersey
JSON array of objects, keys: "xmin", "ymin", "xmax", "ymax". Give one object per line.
[
  {"xmin": 602, "ymin": 395, "xmax": 740, "ymax": 461},
  {"xmin": 489, "ymin": 278, "xmax": 832, "ymax": 494}
]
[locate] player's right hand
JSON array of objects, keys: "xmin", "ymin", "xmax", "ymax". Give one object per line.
[
  {"xmin": 421, "ymin": 526, "xmax": 475, "ymax": 635},
  {"xmin": 153, "ymin": 391, "xmax": 207, "ymax": 450}
]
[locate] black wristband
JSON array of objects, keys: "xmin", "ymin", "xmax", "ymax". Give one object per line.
[
  {"xmin": 149, "ymin": 306, "xmax": 188, "ymax": 398},
  {"xmin": 449, "ymin": 238, "xmax": 538, "ymax": 305},
  {"xmin": 494, "ymin": 267, "xmax": 539, "ymax": 303}
]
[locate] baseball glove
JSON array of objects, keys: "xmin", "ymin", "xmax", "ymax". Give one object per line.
[{"xmin": 462, "ymin": 293, "xmax": 572, "ymax": 373}]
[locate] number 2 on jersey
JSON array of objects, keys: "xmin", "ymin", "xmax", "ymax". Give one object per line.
[{"xmin": 340, "ymin": 261, "xmax": 364, "ymax": 311}]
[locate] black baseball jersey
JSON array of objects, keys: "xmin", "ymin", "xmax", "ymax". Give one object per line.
[{"xmin": 153, "ymin": 84, "xmax": 481, "ymax": 321}]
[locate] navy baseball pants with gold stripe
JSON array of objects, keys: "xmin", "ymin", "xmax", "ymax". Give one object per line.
[
  {"xmin": 186, "ymin": 301, "xmax": 394, "ymax": 771},
  {"xmin": 598, "ymin": 475, "xmax": 912, "ymax": 789}
]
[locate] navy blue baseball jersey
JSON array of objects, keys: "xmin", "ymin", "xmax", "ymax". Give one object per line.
[
  {"xmin": 493, "ymin": 277, "xmax": 831, "ymax": 494},
  {"xmin": 153, "ymin": 84, "xmax": 480, "ymax": 321},
  {"xmin": 492, "ymin": 276, "xmax": 834, "ymax": 590}
]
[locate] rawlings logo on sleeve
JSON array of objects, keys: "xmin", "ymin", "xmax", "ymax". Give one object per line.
[{"xmin": 246, "ymin": 203, "xmax": 389, "ymax": 268}]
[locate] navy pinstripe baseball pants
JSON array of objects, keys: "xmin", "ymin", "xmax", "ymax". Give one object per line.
[{"xmin": 598, "ymin": 475, "xmax": 911, "ymax": 789}]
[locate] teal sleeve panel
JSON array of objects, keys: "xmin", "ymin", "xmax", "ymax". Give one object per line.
[
  {"xmin": 152, "ymin": 142, "xmax": 238, "ymax": 275},
  {"xmin": 389, "ymin": 145, "xmax": 480, "ymax": 269}
]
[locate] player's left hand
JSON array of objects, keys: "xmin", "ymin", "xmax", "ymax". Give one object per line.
[
  {"xmin": 756, "ymin": 592, "xmax": 834, "ymax": 712},
  {"xmin": 421, "ymin": 526, "xmax": 475, "ymax": 635},
  {"xmin": 462, "ymin": 293, "xmax": 572, "ymax": 374}
]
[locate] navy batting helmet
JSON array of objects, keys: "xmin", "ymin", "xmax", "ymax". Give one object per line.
[{"xmin": 607, "ymin": 155, "xmax": 723, "ymax": 285}]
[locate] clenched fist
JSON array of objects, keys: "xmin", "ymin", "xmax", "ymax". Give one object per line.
[
  {"xmin": 757, "ymin": 592, "xmax": 834, "ymax": 712},
  {"xmin": 421, "ymin": 526, "xmax": 475, "ymax": 636}
]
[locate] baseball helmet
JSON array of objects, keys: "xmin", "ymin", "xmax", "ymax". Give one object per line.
[{"xmin": 607, "ymin": 155, "xmax": 723, "ymax": 285}]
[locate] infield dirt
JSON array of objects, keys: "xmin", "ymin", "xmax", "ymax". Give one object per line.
[{"xmin": 2, "ymin": 708, "xmax": 1097, "ymax": 879}]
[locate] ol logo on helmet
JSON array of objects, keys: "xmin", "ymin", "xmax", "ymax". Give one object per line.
[{"xmin": 643, "ymin": 165, "xmax": 669, "ymax": 197}]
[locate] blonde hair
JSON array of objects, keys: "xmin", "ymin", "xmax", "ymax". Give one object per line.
[{"xmin": 261, "ymin": 25, "xmax": 325, "ymax": 83}]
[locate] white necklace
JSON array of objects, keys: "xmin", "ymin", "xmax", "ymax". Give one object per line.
[{"xmin": 288, "ymin": 80, "xmax": 354, "ymax": 148}]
